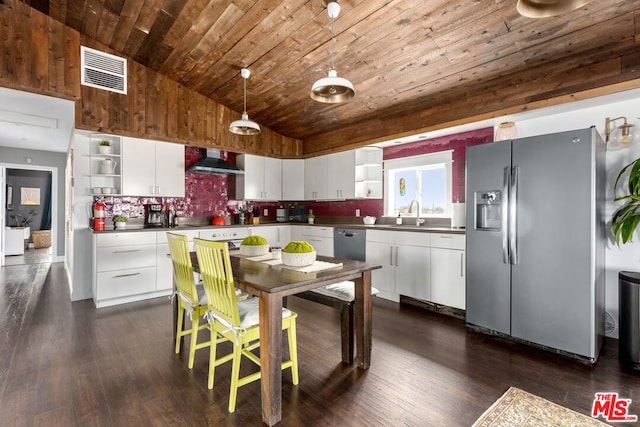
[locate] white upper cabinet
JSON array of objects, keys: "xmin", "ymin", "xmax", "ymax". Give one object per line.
[
  {"xmin": 305, "ymin": 148, "xmax": 382, "ymax": 200},
  {"xmin": 236, "ymin": 154, "xmax": 282, "ymax": 201},
  {"xmin": 304, "ymin": 156, "xmax": 328, "ymax": 200},
  {"xmin": 326, "ymin": 151, "xmax": 355, "ymax": 199},
  {"xmin": 121, "ymin": 137, "xmax": 185, "ymax": 197},
  {"xmin": 282, "ymin": 159, "xmax": 305, "ymax": 200}
]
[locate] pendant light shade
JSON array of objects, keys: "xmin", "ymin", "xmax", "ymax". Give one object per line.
[
  {"xmin": 310, "ymin": 1, "xmax": 355, "ymax": 104},
  {"xmin": 229, "ymin": 68, "xmax": 261, "ymax": 135},
  {"xmin": 310, "ymin": 69, "xmax": 355, "ymax": 103},
  {"xmin": 516, "ymin": 0, "xmax": 594, "ymax": 18}
]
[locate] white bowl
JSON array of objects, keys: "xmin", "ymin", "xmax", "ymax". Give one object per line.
[
  {"xmin": 363, "ymin": 216, "xmax": 376, "ymax": 225},
  {"xmin": 93, "ymin": 187, "xmax": 103, "ymax": 194},
  {"xmin": 102, "ymin": 187, "xmax": 113, "ymax": 195},
  {"xmin": 281, "ymin": 250, "xmax": 316, "ymax": 267},
  {"xmin": 240, "ymin": 244, "xmax": 270, "ymax": 257}
]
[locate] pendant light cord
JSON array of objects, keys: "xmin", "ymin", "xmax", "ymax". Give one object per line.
[
  {"xmin": 242, "ymin": 76, "xmax": 247, "ymax": 115},
  {"xmin": 330, "ymin": 16, "xmax": 335, "ymax": 70}
]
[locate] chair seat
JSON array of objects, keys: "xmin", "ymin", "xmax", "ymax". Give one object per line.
[
  {"xmin": 237, "ymin": 297, "xmax": 293, "ymax": 329},
  {"xmin": 310, "ymin": 281, "xmax": 380, "ymax": 302}
]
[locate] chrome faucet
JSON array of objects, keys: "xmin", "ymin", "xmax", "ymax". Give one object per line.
[{"xmin": 408, "ymin": 200, "xmax": 425, "ymax": 226}]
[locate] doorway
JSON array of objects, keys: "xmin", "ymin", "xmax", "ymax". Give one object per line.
[{"xmin": 1, "ymin": 165, "xmax": 58, "ymax": 266}]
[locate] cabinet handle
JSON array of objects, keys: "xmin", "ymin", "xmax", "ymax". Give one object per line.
[
  {"xmin": 113, "ymin": 249, "xmax": 141, "ymax": 254},
  {"xmin": 460, "ymin": 252, "xmax": 464, "ymax": 277},
  {"xmin": 156, "ymin": 185, "xmax": 160, "ymax": 195},
  {"xmin": 149, "ymin": 185, "xmax": 154, "ymax": 194},
  {"xmin": 113, "ymin": 272, "xmax": 141, "ymax": 279},
  {"xmin": 389, "ymin": 245, "xmax": 394, "ymax": 266},
  {"xmin": 439, "ymin": 236, "xmax": 452, "ymax": 239},
  {"xmin": 395, "ymin": 246, "xmax": 399, "ymax": 267}
]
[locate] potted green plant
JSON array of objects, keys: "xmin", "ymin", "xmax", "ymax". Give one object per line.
[
  {"xmin": 611, "ymin": 156, "xmax": 640, "ymax": 245},
  {"xmin": 98, "ymin": 139, "xmax": 113, "ymax": 155},
  {"xmin": 113, "ymin": 215, "xmax": 128, "ymax": 229}
]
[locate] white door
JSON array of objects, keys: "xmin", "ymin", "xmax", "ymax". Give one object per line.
[
  {"xmin": 122, "ymin": 137, "xmax": 155, "ymax": 196},
  {"xmin": 263, "ymin": 157, "xmax": 282, "ymax": 200},
  {"xmin": 239, "ymin": 154, "xmax": 264, "ymax": 200},
  {"xmin": 366, "ymin": 240, "xmax": 396, "ymax": 294},
  {"xmin": 155, "ymin": 141, "xmax": 185, "ymax": 197},
  {"xmin": 327, "ymin": 151, "xmax": 355, "ymax": 199},
  {"xmin": 430, "ymin": 248, "xmax": 466, "ymax": 309},
  {"xmin": 282, "ymin": 159, "xmax": 304, "ymax": 200},
  {"xmin": 304, "ymin": 156, "xmax": 327, "ymax": 200},
  {"xmin": 395, "ymin": 244, "xmax": 431, "ymax": 301}
]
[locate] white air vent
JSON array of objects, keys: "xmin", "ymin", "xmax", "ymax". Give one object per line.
[{"xmin": 80, "ymin": 46, "xmax": 127, "ymax": 94}]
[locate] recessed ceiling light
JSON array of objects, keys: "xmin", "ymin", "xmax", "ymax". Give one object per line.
[
  {"xmin": 417, "ymin": 135, "xmax": 427, "ymax": 139},
  {"xmin": 393, "ymin": 140, "xmax": 403, "ymax": 144}
]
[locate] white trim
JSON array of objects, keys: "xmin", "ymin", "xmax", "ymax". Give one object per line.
[
  {"xmin": 0, "ymin": 162, "xmax": 59, "ymax": 266},
  {"xmin": 384, "ymin": 150, "xmax": 453, "ymax": 218}
]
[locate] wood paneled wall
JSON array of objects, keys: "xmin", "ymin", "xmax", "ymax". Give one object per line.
[{"xmin": 0, "ymin": 0, "xmax": 302, "ymax": 158}]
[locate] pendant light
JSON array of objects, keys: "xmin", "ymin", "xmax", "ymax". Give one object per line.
[
  {"xmin": 516, "ymin": 0, "xmax": 594, "ymax": 18},
  {"xmin": 229, "ymin": 68, "xmax": 261, "ymax": 135},
  {"xmin": 310, "ymin": 1, "xmax": 355, "ymax": 103}
]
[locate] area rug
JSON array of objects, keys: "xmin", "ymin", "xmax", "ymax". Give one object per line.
[{"xmin": 472, "ymin": 387, "xmax": 609, "ymax": 426}]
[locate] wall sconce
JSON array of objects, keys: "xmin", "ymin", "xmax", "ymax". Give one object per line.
[
  {"xmin": 605, "ymin": 116, "xmax": 634, "ymax": 148},
  {"xmin": 495, "ymin": 121, "xmax": 518, "ymax": 141}
]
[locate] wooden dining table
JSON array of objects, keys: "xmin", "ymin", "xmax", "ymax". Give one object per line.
[{"xmin": 187, "ymin": 251, "xmax": 380, "ymax": 426}]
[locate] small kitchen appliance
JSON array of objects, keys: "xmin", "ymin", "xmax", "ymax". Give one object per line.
[
  {"xmin": 276, "ymin": 206, "xmax": 289, "ymax": 222},
  {"xmin": 289, "ymin": 206, "xmax": 306, "ymax": 222},
  {"xmin": 145, "ymin": 204, "xmax": 164, "ymax": 227}
]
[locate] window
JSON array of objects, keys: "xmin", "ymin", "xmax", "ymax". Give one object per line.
[{"xmin": 384, "ymin": 150, "xmax": 452, "ymax": 218}]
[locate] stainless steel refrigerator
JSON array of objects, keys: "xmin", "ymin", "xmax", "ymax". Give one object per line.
[{"xmin": 465, "ymin": 127, "xmax": 605, "ymax": 362}]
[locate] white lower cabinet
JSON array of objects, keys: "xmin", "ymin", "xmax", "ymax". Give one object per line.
[
  {"xmin": 367, "ymin": 230, "xmax": 465, "ymax": 308},
  {"xmin": 249, "ymin": 225, "xmax": 291, "ymax": 248},
  {"xmin": 430, "ymin": 233, "xmax": 466, "ymax": 309},
  {"xmin": 366, "ymin": 230, "xmax": 430, "ymax": 301},
  {"xmin": 156, "ymin": 230, "xmax": 200, "ymax": 293},
  {"xmin": 298, "ymin": 226, "xmax": 334, "ymax": 257},
  {"xmin": 93, "ymin": 232, "xmax": 163, "ymax": 308}
]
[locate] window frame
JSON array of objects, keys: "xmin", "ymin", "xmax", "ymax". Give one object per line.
[{"xmin": 383, "ymin": 150, "xmax": 453, "ymax": 218}]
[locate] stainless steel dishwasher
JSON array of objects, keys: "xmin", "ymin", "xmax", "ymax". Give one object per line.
[{"xmin": 334, "ymin": 228, "xmax": 366, "ymax": 261}]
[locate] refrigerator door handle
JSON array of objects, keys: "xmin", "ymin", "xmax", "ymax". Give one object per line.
[
  {"xmin": 502, "ymin": 166, "xmax": 510, "ymax": 264},
  {"xmin": 509, "ymin": 166, "xmax": 519, "ymax": 265}
]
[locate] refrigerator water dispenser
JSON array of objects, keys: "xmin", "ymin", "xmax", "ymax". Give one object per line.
[{"xmin": 475, "ymin": 191, "xmax": 502, "ymax": 230}]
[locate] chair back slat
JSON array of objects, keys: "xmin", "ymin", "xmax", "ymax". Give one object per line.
[
  {"xmin": 166, "ymin": 232, "xmax": 199, "ymax": 304},
  {"xmin": 193, "ymin": 238, "xmax": 240, "ymax": 326}
]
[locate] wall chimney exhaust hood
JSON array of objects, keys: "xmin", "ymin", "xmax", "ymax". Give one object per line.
[{"xmin": 186, "ymin": 149, "xmax": 244, "ymax": 175}]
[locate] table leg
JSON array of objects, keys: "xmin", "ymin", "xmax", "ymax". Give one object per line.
[
  {"xmin": 354, "ymin": 270, "xmax": 372, "ymax": 369},
  {"xmin": 259, "ymin": 293, "xmax": 283, "ymax": 426}
]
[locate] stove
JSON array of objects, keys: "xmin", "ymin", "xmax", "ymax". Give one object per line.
[{"xmin": 198, "ymin": 228, "xmax": 250, "ymax": 249}]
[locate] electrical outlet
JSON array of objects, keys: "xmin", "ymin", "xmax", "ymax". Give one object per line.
[
  {"xmin": 263, "ymin": 208, "xmax": 268, "ymax": 217},
  {"xmin": 355, "ymin": 209, "xmax": 360, "ymax": 217}
]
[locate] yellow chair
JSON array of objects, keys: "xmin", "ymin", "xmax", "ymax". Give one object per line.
[
  {"xmin": 193, "ymin": 237, "xmax": 299, "ymax": 413},
  {"xmin": 166, "ymin": 232, "xmax": 210, "ymax": 369}
]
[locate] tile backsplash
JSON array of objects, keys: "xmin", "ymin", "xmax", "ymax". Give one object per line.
[{"xmin": 100, "ymin": 128, "xmax": 492, "ymax": 220}]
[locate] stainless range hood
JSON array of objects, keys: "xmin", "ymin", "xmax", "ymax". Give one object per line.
[{"xmin": 186, "ymin": 149, "xmax": 244, "ymax": 175}]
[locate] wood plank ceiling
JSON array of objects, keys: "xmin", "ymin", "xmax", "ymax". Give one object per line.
[{"xmin": 23, "ymin": 0, "xmax": 640, "ymax": 154}]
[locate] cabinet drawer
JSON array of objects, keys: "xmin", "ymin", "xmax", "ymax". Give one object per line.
[
  {"xmin": 97, "ymin": 244, "xmax": 157, "ymax": 271},
  {"xmin": 157, "ymin": 230, "xmax": 199, "ymax": 244},
  {"xmin": 366, "ymin": 229, "xmax": 395, "ymax": 244},
  {"xmin": 300, "ymin": 226, "xmax": 333, "ymax": 238},
  {"xmin": 96, "ymin": 267, "xmax": 157, "ymax": 300},
  {"xmin": 97, "ymin": 232, "xmax": 157, "ymax": 247},
  {"xmin": 430, "ymin": 233, "xmax": 465, "ymax": 250},
  {"xmin": 396, "ymin": 231, "xmax": 430, "ymax": 247}
]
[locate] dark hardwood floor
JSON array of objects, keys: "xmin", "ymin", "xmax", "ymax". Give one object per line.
[{"xmin": 1, "ymin": 261, "xmax": 639, "ymax": 426}]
